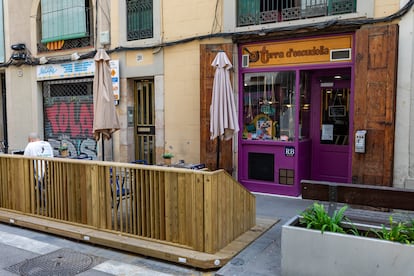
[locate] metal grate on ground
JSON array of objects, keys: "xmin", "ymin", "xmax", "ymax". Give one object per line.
[{"xmin": 6, "ymin": 248, "xmax": 106, "ymax": 276}]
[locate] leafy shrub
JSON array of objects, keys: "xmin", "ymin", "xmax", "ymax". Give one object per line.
[
  {"xmin": 299, "ymin": 202, "xmax": 348, "ymax": 233},
  {"xmin": 371, "ymin": 216, "xmax": 414, "ymax": 244},
  {"xmin": 299, "ymin": 202, "xmax": 414, "ymax": 244}
]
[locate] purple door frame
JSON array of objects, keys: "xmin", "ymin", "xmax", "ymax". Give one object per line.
[{"xmin": 310, "ymin": 68, "xmax": 353, "ymax": 183}]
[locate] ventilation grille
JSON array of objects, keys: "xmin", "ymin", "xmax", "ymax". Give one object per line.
[{"xmin": 330, "ymin": 48, "xmax": 351, "ymax": 61}]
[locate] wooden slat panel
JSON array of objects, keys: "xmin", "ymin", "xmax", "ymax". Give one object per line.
[
  {"xmin": 192, "ymin": 174, "xmax": 204, "ymax": 251},
  {"xmin": 302, "ymin": 180, "xmax": 414, "ymax": 211},
  {"xmin": 200, "ymin": 43, "xmax": 234, "ymax": 173},
  {"xmin": 0, "ymin": 156, "xmax": 256, "ymax": 257},
  {"xmin": 204, "ymin": 173, "xmax": 219, "ymax": 253},
  {"xmin": 353, "ymin": 24, "xmax": 398, "ymax": 185},
  {"xmin": 164, "ymin": 171, "xmax": 179, "ymax": 243}
]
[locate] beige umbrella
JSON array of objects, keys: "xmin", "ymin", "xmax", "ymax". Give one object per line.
[
  {"xmin": 210, "ymin": 51, "xmax": 239, "ymax": 169},
  {"xmin": 93, "ymin": 49, "xmax": 120, "ymax": 160}
]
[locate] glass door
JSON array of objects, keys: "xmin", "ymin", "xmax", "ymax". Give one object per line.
[{"xmin": 310, "ymin": 69, "xmax": 351, "ymax": 182}]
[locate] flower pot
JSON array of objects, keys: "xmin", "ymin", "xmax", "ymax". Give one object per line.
[
  {"xmin": 163, "ymin": 158, "xmax": 171, "ymax": 165},
  {"xmin": 281, "ymin": 215, "xmax": 414, "ymax": 276},
  {"xmin": 60, "ymin": 149, "xmax": 68, "ymax": 157}
]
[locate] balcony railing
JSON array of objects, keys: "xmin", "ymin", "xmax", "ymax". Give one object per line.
[{"xmin": 237, "ymin": 0, "xmax": 356, "ymax": 27}]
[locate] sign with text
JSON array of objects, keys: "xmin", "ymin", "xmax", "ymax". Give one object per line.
[
  {"xmin": 242, "ymin": 35, "xmax": 352, "ymax": 67},
  {"xmin": 37, "ymin": 59, "xmax": 120, "ymax": 101},
  {"xmin": 285, "ymin": 146, "xmax": 295, "ymax": 157},
  {"xmin": 37, "ymin": 60, "xmax": 95, "ymax": 80},
  {"xmin": 109, "ymin": 60, "xmax": 120, "ymax": 101}
]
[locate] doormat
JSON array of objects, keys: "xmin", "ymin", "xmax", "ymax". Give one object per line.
[{"xmin": 6, "ymin": 248, "xmax": 106, "ymax": 275}]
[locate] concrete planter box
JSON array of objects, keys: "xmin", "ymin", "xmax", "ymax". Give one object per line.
[{"xmin": 281, "ymin": 216, "xmax": 414, "ymax": 276}]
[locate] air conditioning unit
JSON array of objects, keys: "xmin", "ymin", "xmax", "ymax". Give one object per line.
[{"xmin": 242, "ymin": 54, "xmax": 249, "ymax": 68}]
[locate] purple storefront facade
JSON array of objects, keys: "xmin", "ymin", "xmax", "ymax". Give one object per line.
[{"xmin": 237, "ymin": 33, "xmax": 355, "ymax": 196}]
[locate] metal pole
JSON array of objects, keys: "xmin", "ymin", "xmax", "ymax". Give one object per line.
[
  {"xmin": 216, "ymin": 138, "xmax": 220, "ymax": 170},
  {"xmin": 101, "ymin": 133, "xmax": 105, "ymax": 161},
  {"xmin": 1, "ymin": 73, "xmax": 8, "ymax": 153}
]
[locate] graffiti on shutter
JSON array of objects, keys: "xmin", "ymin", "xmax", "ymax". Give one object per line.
[{"xmin": 43, "ymin": 79, "xmax": 96, "ymax": 159}]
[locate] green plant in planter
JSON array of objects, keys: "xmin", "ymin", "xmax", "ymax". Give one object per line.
[
  {"xmin": 372, "ymin": 216, "xmax": 414, "ymax": 244},
  {"xmin": 162, "ymin": 152, "xmax": 174, "ymax": 159},
  {"xmin": 299, "ymin": 202, "xmax": 350, "ymax": 234},
  {"xmin": 299, "ymin": 202, "xmax": 414, "ymax": 244},
  {"xmin": 58, "ymin": 143, "xmax": 68, "ymax": 151}
]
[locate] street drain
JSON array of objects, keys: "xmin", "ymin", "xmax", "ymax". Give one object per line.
[{"xmin": 6, "ymin": 248, "xmax": 105, "ymax": 276}]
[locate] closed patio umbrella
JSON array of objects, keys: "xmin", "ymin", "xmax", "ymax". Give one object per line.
[
  {"xmin": 210, "ymin": 51, "xmax": 239, "ymax": 169},
  {"xmin": 93, "ymin": 49, "xmax": 120, "ymax": 160}
]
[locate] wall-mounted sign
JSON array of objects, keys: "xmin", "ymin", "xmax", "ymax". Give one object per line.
[
  {"xmin": 242, "ymin": 35, "xmax": 352, "ymax": 68},
  {"xmin": 285, "ymin": 146, "xmax": 295, "ymax": 157},
  {"xmin": 37, "ymin": 59, "xmax": 120, "ymax": 103},
  {"xmin": 37, "ymin": 59, "xmax": 95, "ymax": 80},
  {"xmin": 109, "ymin": 60, "xmax": 120, "ymax": 101},
  {"xmin": 137, "ymin": 125, "xmax": 155, "ymax": 135}
]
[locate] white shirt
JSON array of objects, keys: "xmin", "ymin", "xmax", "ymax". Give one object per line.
[
  {"xmin": 24, "ymin": 141, "xmax": 54, "ymax": 158},
  {"xmin": 24, "ymin": 140, "xmax": 54, "ymax": 181}
]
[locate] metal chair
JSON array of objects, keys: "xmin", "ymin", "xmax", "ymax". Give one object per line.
[{"xmin": 109, "ymin": 167, "xmax": 130, "ymax": 208}]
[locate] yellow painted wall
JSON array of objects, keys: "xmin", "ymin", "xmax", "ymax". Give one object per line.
[
  {"xmin": 164, "ymin": 42, "xmax": 201, "ymax": 162},
  {"xmin": 375, "ymin": 0, "xmax": 400, "ymax": 17},
  {"xmin": 163, "ymin": 1, "xmax": 221, "ymax": 41},
  {"xmin": 163, "ymin": 34, "xmax": 230, "ymax": 164},
  {"xmin": 125, "ymin": 50, "xmax": 154, "ymax": 67}
]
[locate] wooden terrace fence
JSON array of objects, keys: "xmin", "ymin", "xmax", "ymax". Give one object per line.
[{"xmin": 0, "ymin": 154, "xmax": 257, "ymax": 268}]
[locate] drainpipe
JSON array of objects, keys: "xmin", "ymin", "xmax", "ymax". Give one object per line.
[{"xmin": 1, "ymin": 73, "xmax": 8, "ymax": 153}]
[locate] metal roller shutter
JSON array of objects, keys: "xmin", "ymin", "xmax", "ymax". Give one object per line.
[{"xmin": 43, "ymin": 78, "xmax": 96, "ymax": 159}]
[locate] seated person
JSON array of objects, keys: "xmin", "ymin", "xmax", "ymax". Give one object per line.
[
  {"xmin": 24, "ymin": 133, "xmax": 54, "ymax": 202},
  {"xmin": 24, "ymin": 132, "xmax": 54, "ymax": 158}
]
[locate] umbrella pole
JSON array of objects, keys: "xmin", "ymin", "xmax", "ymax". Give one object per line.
[
  {"xmin": 101, "ymin": 133, "xmax": 105, "ymax": 161},
  {"xmin": 216, "ymin": 138, "xmax": 220, "ymax": 170}
]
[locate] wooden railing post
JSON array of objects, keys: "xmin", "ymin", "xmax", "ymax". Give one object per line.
[{"xmin": 86, "ymin": 164, "xmax": 100, "ymax": 227}]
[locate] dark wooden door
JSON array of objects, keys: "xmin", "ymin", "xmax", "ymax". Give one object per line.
[
  {"xmin": 200, "ymin": 44, "xmax": 234, "ymax": 172},
  {"xmin": 353, "ymin": 24, "xmax": 398, "ymax": 185}
]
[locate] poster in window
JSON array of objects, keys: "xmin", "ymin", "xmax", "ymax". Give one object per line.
[
  {"xmin": 321, "ymin": 124, "xmax": 334, "ymax": 140},
  {"xmin": 256, "ymin": 119, "xmax": 273, "ymax": 139}
]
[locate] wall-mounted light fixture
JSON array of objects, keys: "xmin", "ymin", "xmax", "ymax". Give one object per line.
[
  {"xmin": 71, "ymin": 52, "xmax": 80, "ymax": 61},
  {"xmin": 11, "ymin": 43, "xmax": 26, "ymax": 51}
]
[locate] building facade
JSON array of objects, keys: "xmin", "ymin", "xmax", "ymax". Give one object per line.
[{"xmin": 0, "ymin": 0, "xmax": 413, "ymax": 196}]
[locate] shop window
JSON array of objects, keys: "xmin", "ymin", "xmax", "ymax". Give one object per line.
[
  {"xmin": 279, "ymin": 168, "xmax": 294, "ymax": 185},
  {"xmin": 299, "ymin": 71, "xmax": 311, "ymax": 139},
  {"xmin": 320, "ymin": 87, "xmax": 350, "ymax": 145},
  {"xmin": 242, "ymin": 71, "xmax": 296, "ymax": 142},
  {"xmin": 127, "ymin": 0, "xmax": 154, "ymax": 41},
  {"xmin": 248, "ymin": 152, "xmax": 274, "ymax": 181}
]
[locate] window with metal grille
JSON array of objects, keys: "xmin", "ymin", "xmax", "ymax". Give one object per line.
[
  {"xmin": 127, "ymin": 0, "xmax": 154, "ymax": 41},
  {"xmin": 38, "ymin": 0, "xmax": 93, "ymax": 52}
]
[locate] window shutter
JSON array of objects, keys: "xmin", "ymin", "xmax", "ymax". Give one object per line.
[{"xmin": 41, "ymin": 0, "xmax": 87, "ymax": 43}]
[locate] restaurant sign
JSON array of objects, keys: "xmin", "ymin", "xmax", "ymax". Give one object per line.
[{"xmin": 242, "ymin": 35, "xmax": 352, "ymax": 67}]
